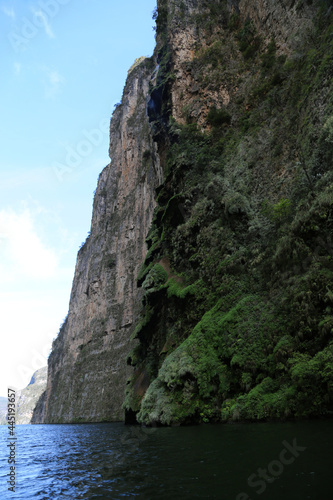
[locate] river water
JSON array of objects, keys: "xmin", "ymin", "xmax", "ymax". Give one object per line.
[{"xmin": 0, "ymin": 420, "xmax": 331, "ymax": 499}]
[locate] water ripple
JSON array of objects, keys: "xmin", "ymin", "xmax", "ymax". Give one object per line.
[{"xmin": 0, "ymin": 420, "xmax": 331, "ymax": 499}]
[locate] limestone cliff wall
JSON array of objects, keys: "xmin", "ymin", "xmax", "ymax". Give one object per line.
[
  {"xmin": 124, "ymin": 0, "xmax": 333, "ymax": 425},
  {"xmin": 34, "ymin": 0, "xmax": 332, "ymax": 425},
  {"xmin": 166, "ymin": 0, "xmax": 317, "ymax": 126},
  {"xmin": 33, "ymin": 58, "xmax": 162, "ymax": 423}
]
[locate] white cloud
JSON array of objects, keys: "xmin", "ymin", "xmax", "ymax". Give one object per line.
[
  {"xmin": 48, "ymin": 70, "xmax": 63, "ymax": 86},
  {"xmin": 0, "ymin": 205, "xmax": 76, "ymax": 396},
  {"xmin": 2, "ymin": 5, "xmax": 15, "ymax": 18},
  {"xmin": 31, "ymin": 8, "xmax": 55, "ymax": 39},
  {"xmin": 0, "ymin": 290, "xmax": 65, "ymax": 395},
  {"xmin": 13, "ymin": 62, "xmax": 22, "ymax": 75},
  {"xmin": 0, "ymin": 208, "xmax": 58, "ymax": 281},
  {"xmin": 43, "ymin": 67, "xmax": 65, "ymax": 99}
]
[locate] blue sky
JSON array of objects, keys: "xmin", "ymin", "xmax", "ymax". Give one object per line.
[{"xmin": 0, "ymin": 0, "xmax": 156, "ymax": 397}]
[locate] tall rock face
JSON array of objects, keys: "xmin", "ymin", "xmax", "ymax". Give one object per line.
[
  {"xmin": 35, "ymin": 0, "xmax": 333, "ymax": 425},
  {"xmin": 124, "ymin": 0, "xmax": 333, "ymax": 425},
  {"xmin": 33, "ymin": 58, "xmax": 163, "ymax": 423}
]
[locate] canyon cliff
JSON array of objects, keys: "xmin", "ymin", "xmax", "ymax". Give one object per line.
[
  {"xmin": 33, "ymin": 59, "xmax": 163, "ymax": 423},
  {"xmin": 33, "ymin": 0, "xmax": 333, "ymax": 425},
  {"xmin": 1, "ymin": 367, "xmax": 47, "ymax": 425}
]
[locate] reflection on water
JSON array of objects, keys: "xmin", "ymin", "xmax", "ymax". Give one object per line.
[{"xmin": 0, "ymin": 419, "xmax": 331, "ymax": 499}]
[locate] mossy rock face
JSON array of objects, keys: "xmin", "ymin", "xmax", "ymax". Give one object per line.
[
  {"xmin": 221, "ymin": 340, "xmax": 333, "ymax": 421},
  {"xmin": 142, "ymin": 263, "xmax": 168, "ymax": 293},
  {"xmin": 125, "ymin": 4, "xmax": 333, "ymax": 425},
  {"xmin": 137, "ymin": 295, "xmax": 284, "ymax": 425}
]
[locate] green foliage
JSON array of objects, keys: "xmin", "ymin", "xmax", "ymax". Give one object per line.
[
  {"xmin": 262, "ymin": 198, "xmax": 292, "ymax": 224},
  {"xmin": 137, "ymin": 378, "xmax": 189, "ymax": 425},
  {"xmin": 165, "ymin": 278, "xmax": 195, "ymax": 299},
  {"xmin": 125, "ymin": 3, "xmax": 333, "ymax": 425},
  {"xmin": 137, "ymin": 295, "xmax": 285, "ymax": 424},
  {"xmin": 190, "ymin": 0, "xmax": 228, "ymax": 34},
  {"xmin": 130, "ymin": 304, "xmax": 154, "ymax": 341},
  {"xmin": 221, "ymin": 380, "xmax": 297, "ymax": 421},
  {"xmin": 207, "ymin": 106, "xmax": 231, "ymax": 127},
  {"xmin": 228, "ymin": 12, "xmax": 240, "ymax": 32},
  {"xmin": 137, "ymin": 261, "xmax": 154, "ymax": 286},
  {"xmin": 261, "ymin": 38, "xmax": 277, "ymax": 70},
  {"xmin": 236, "ymin": 19, "xmax": 261, "ymax": 59},
  {"xmin": 222, "ymin": 342, "xmax": 333, "ymax": 421},
  {"xmin": 152, "ymin": 2, "xmax": 168, "ymax": 38},
  {"xmin": 142, "ymin": 263, "xmax": 168, "ymax": 292},
  {"xmin": 290, "ymin": 344, "xmax": 333, "ymax": 405},
  {"xmin": 323, "ymin": 116, "xmax": 333, "ymax": 143}
]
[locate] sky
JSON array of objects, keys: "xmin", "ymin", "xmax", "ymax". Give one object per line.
[{"xmin": 0, "ymin": 0, "xmax": 157, "ymax": 397}]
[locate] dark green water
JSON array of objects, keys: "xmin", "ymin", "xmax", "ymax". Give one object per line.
[{"xmin": 0, "ymin": 420, "xmax": 331, "ymax": 499}]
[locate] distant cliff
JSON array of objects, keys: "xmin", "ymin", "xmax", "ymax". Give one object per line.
[
  {"xmin": 0, "ymin": 367, "xmax": 47, "ymax": 425},
  {"xmin": 34, "ymin": 0, "xmax": 333, "ymax": 425}
]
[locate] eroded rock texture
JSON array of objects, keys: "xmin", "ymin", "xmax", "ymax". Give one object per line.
[
  {"xmin": 34, "ymin": 0, "xmax": 333, "ymax": 425},
  {"xmin": 33, "ymin": 59, "xmax": 162, "ymax": 423},
  {"xmin": 124, "ymin": 0, "xmax": 333, "ymax": 425}
]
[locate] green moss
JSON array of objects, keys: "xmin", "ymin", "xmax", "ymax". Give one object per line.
[
  {"xmin": 142, "ymin": 263, "xmax": 168, "ymax": 293},
  {"xmin": 289, "ymin": 344, "xmax": 333, "ymax": 413},
  {"xmin": 236, "ymin": 19, "xmax": 261, "ymax": 59},
  {"xmin": 221, "ymin": 381, "xmax": 297, "ymax": 421},
  {"xmin": 221, "ymin": 342, "xmax": 333, "ymax": 421},
  {"xmin": 137, "ymin": 295, "xmax": 286, "ymax": 424},
  {"xmin": 262, "ymin": 198, "xmax": 292, "ymax": 225},
  {"xmin": 152, "ymin": 1, "xmax": 168, "ymax": 39},
  {"xmin": 165, "ymin": 278, "xmax": 196, "ymax": 299},
  {"xmin": 137, "ymin": 378, "xmax": 180, "ymax": 425},
  {"xmin": 126, "ymin": 4, "xmax": 333, "ymax": 425},
  {"xmin": 137, "ymin": 261, "xmax": 155, "ymax": 286},
  {"xmin": 130, "ymin": 305, "xmax": 154, "ymax": 341},
  {"xmin": 260, "ymin": 37, "xmax": 277, "ymax": 70},
  {"xmin": 207, "ymin": 106, "xmax": 231, "ymax": 127}
]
